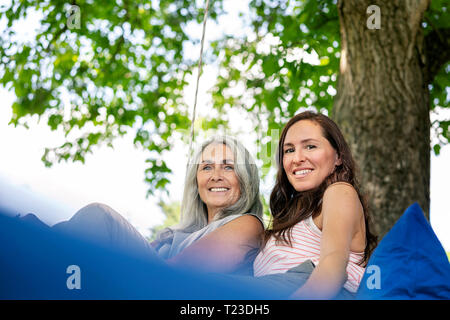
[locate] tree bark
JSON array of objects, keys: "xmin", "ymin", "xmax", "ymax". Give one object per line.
[{"xmin": 333, "ymin": 0, "xmax": 431, "ymax": 237}]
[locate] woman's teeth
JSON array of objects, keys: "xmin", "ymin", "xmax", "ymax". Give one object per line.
[
  {"xmin": 209, "ymin": 188, "xmax": 229, "ymax": 192},
  {"xmin": 294, "ymin": 169, "xmax": 312, "ymax": 175}
]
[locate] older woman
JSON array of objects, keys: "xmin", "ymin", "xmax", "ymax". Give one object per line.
[
  {"xmin": 153, "ymin": 135, "xmax": 264, "ymax": 274},
  {"xmin": 52, "ymin": 135, "xmax": 264, "ymax": 275}
]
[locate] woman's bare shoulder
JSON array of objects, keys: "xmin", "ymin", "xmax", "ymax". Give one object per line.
[
  {"xmin": 222, "ymin": 214, "xmax": 264, "ymax": 232},
  {"xmin": 324, "ymin": 182, "xmax": 359, "ymax": 199},
  {"xmin": 322, "ymin": 182, "xmax": 363, "ymax": 218}
]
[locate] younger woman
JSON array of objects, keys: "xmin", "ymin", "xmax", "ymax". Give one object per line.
[{"xmin": 253, "ymin": 111, "xmax": 378, "ymax": 299}]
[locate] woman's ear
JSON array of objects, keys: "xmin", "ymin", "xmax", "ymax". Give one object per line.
[{"xmin": 335, "ymin": 154, "xmax": 342, "ymax": 166}]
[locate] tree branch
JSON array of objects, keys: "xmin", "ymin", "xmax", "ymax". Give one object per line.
[{"xmin": 424, "ymin": 27, "xmax": 450, "ymax": 83}]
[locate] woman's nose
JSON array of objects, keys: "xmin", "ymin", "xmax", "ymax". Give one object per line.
[
  {"xmin": 210, "ymin": 166, "xmax": 224, "ymax": 181},
  {"xmin": 293, "ymin": 150, "xmax": 306, "ymax": 164}
]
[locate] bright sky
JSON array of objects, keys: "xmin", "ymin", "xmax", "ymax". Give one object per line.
[{"xmin": 0, "ymin": 1, "xmax": 449, "ymax": 250}]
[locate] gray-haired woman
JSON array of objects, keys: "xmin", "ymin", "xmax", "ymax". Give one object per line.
[{"xmin": 51, "ymin": 135, "xmax": 264, "ymax": 275}]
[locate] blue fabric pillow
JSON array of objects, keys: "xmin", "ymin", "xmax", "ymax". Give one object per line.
[
  {"xmin": 356, "ymin": 202, "xmax": 450, "ymax": 299},
  {"xmin": 0, "ymin": 208, "xmax": 288, "ymax": 299}
]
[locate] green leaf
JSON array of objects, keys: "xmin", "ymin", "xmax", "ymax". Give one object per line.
[{"xmin": 433, "ymin": 144, "xmax": 441, "ymax": 155}]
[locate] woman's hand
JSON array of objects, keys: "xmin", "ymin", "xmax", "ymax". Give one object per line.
[{"xmin": 290, "ymin": 252, "xmax": 348, "ymax": 299}]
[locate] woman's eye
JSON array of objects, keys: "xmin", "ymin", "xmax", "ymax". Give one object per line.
[
  {"xmin": 284, "ymin": 148, "xmax": 294, "ymax": 154},
  {"xmin": 202, "ymin": 165, "xmax": 212, "ymax": 170},
  {"xmin": 224, "ymin": 165, "xmax": 234, "ymax": 170},
  {"xmin": 305, "ymin": 145, "xmax": 316, "ymax": 150}
]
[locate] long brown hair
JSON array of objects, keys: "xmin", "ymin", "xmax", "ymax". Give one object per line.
[{"xmin": 265, "ymin": 111, "xmax": 378, "ymax": 266}]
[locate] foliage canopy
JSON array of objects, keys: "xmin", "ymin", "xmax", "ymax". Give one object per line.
[{"xmin": 0, "ymin": 0, "xmax": 448, "ymax": 197}]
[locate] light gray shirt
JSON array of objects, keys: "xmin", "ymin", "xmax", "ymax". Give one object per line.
[{"xmin": 156, "ymin": 213, "xmax": 263, "ymax": 260}]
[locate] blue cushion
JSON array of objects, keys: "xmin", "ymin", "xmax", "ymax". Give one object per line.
[
  {"xmin": 0, "ymin": 208, "xmax": 288, "ymax": 299},
  {"xmin": 356, "ymin": 202, "xmax": 450, "ymax": 299}
]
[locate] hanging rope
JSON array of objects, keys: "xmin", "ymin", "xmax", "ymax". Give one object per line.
[{"xmin": 188, "ymin": 0, "xmax": 211, "ymax": 165}]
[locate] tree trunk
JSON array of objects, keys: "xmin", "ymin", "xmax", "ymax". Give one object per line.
[{"xmin": 333, "ymin": 0, "xmax": 431, "ymax": 238}]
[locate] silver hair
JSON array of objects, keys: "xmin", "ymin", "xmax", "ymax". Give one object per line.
[{"xmin": 156, "ymin": 135, "xmax": 263, "ymax": 242}]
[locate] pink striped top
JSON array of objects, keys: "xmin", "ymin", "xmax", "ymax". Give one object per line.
[{"xmin": 253, "ymin": 215, "xmax": 365, "ymax": 293}]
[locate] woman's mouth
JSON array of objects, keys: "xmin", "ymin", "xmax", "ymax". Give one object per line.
[
  {"xmin": 293, "ymin": 169, "xmax": 313, "ymax": 177},
  {"xmin": 208, "ymin": 187, "xmax": 230, "ymax": 192}
]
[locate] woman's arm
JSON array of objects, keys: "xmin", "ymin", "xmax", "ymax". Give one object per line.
[
  {"xmin": 290, "ymin": 183, "xmax": 363, "ymax": 299},
  {"xmin": 167, "ymin": 215, "xmax": 264, "ymax": 274}
]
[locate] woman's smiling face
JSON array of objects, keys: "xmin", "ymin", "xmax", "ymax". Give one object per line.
[
  {"xmin": 282, "ymin": 120, "xmax": 341, "ymax": 192},
  {"xmin": 197, "ymin": 143, "xmax": 241, "ymax": 220}
]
